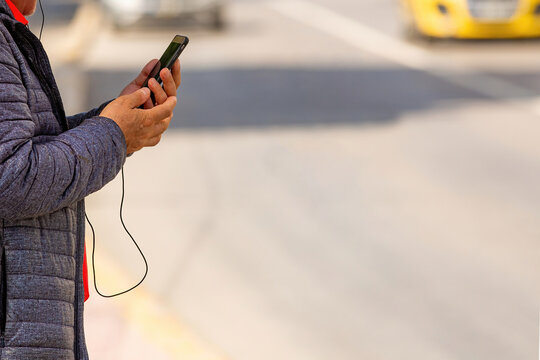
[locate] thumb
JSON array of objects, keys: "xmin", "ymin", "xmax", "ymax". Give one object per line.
[{"xmin": 122, "ymin": 87, "xmax": 151, "ymax": 109}]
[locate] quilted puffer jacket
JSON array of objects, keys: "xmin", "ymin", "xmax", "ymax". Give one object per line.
[{"xmin": 0, "ymin": 1, "xmax": 126, "ymax": 359}]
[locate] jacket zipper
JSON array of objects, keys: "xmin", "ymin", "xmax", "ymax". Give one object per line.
[
  {"xmin": 0, "ymin": 237, "xmax": 6, "ymax": 348},
  {"xmin": 73, "ymin": 203, "xmax": 82, "ymax": 360}
]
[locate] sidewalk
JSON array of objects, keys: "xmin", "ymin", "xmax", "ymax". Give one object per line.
[{"xmin": 83, "ymin": 249, "xmax": 227, "ymax": 360}]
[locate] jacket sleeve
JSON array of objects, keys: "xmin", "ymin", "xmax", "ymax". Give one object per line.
[
  {"xmin": 67, "ymin": 99, "xmax": 114, "ymax": 129},
  {"xmin": 0, "ymin": 45, "xmax": 127, "ymax": 221}
]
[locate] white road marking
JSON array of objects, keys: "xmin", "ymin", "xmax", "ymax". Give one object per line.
[
  {"xmin": 268, "ymin": 0, "xmax": 431, "ymax": 70},
  {"xmin": 268, "ymin": 0, "xmax": 540, "ymax": 116}
]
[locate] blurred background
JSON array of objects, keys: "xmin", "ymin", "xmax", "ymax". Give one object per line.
[{"xmin": 30, "ymin": 0, "xmax": 539, "ymax": 359}]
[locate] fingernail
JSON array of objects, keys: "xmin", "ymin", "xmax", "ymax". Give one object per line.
[{"xmin": 141, "ymin": 87, "xmax": 150, "ymax": 95}]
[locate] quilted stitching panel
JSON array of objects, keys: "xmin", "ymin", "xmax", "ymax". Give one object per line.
[
  {"xmin": 30, "ymin": 91, "xmax": 61, "ymax": 136},
  {"xmin": 3, "ymin": 209, "xmax": 78, "ymax": 258},
  {"xmin": 4, "ymin": 205, "xmax": 77, "ymax": 230},
  {"xmin": 3, "ymin": 228, "xmax": 76, "ymax": 258},
  {"xmin": 1, "ymin": 346, "xmax": 73, "ymax": 360},
  {"xmin": 7, "ymin": 275, "xmax": 75, "ymax": 304},
  {"xmin": 7, "ymin": 250, "xmax": 75, "ymax": 280},
  {"xmin": 8, "ymin": 299, "xmax": 74, "ymax": 327},
  {"xmin": 6, "ymin": 321, "xmax": 74, "ymax": 350},
  {"xmin": 11, "ymin": 46, "xmax": 62, "ymax": 138}
]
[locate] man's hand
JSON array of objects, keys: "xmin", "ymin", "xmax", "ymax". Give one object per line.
[
  {"xmin": 100, "ymin": 88, "xmax": 177, "ymax": 154},
  {"xmin": 119, "ymin": 59, "xmax": 182, "ymax": 109}
]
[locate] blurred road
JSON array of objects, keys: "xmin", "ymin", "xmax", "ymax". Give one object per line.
[{"xmin": 39, "ymin": 0, "xmax": 540, "ymax": 359}]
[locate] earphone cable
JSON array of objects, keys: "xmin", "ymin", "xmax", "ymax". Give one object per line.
[
  {"xmin": 85, "ymin": 166, "xmax": 149, "ymax": 298},
  {"xmin": 36, "ymin": 0, "xmax": 145, "ymax": 298},
  {"xmin": 38, "ymin": 0, "xmax": 44, "ymax": 40}
]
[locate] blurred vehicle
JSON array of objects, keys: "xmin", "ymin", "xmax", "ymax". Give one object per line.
[
  {"xmin": 401, "ymin": 0, "xmax": 540, "ymax": 39},
  {"xmin": 100, "ymin": 0, "xmax": 225, "ymax": 29}
]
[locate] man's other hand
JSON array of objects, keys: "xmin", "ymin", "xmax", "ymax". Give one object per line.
[{"xmin": 119, "ymin": 59, "xmax": 182, "ymax": 109}]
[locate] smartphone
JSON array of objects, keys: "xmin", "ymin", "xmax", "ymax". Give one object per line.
[{"xmin": 141, "ymin": 35, "xmax": 189, "ymax": 105}]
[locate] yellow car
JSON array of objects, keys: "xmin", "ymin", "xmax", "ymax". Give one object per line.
[{"xmin": 401, "ymin": 0, "xmax": 540, "ymax": 38}]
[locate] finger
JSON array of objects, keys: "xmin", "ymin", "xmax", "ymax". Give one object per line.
[
  {"xmin": 122, "ymin": 87, "xmax": 151, "ymax": 109},
  {"xmin": 134, "ymin": 59, "xmax": 160, "ymax": 87},
  {"xmin": 171, "ymin": 59, "xmax": 181, "ymax": 88},
  {"xmin": 158, "ymin": 116, "xmax": 172, "ymax": 133},
  {"xmin": 160, "ymin": 68, "xmax": 177, "ymax": 97},
  {"xmin": 146, "ymin": 135, "xmax": 162, "ymax": 147},
  {"xmin": 148, "ymin": 117, "xmax": 171, "ymax": 138},
  {"xmin": 146, "ymin": 96, "xmax": 177, "ymax": 122},
  {"xmin": 149, "ymin": 77, "xmax": 168, "ymax": 105},
  {"xmin": 143, "ymin": 97, "xmax": 154, "ymax": 109}
]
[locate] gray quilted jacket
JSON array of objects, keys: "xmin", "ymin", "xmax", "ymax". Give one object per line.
[{"xmin": 0, "ymin": 1, "xmax": 126, "ymax": 359}]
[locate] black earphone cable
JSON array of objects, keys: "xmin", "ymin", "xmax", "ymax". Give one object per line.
[
  {"xmin": 38, "ymin": 0, "xmax": 44, "ymax": 40},
  {"xmin": 37, "ymin": 1, "xmax": 147, "ymax": 297},
  {"xmin": 85, "ymin": 167, "xmax": 149, "ymax": 297}
]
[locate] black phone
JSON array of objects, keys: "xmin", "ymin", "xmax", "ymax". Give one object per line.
[{"xmin": 141, "ymin": 35, "xmax": 189, "ymax": 105}]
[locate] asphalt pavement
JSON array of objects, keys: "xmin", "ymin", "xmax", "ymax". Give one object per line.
[{"xmin": 38, "ymin": 1, "xmax": 540, "ymax": 359}]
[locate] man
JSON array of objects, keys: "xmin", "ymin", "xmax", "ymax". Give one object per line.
[{"xmin": 0, "ymin": 0, "xmax": 181, "ymax": 358}]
